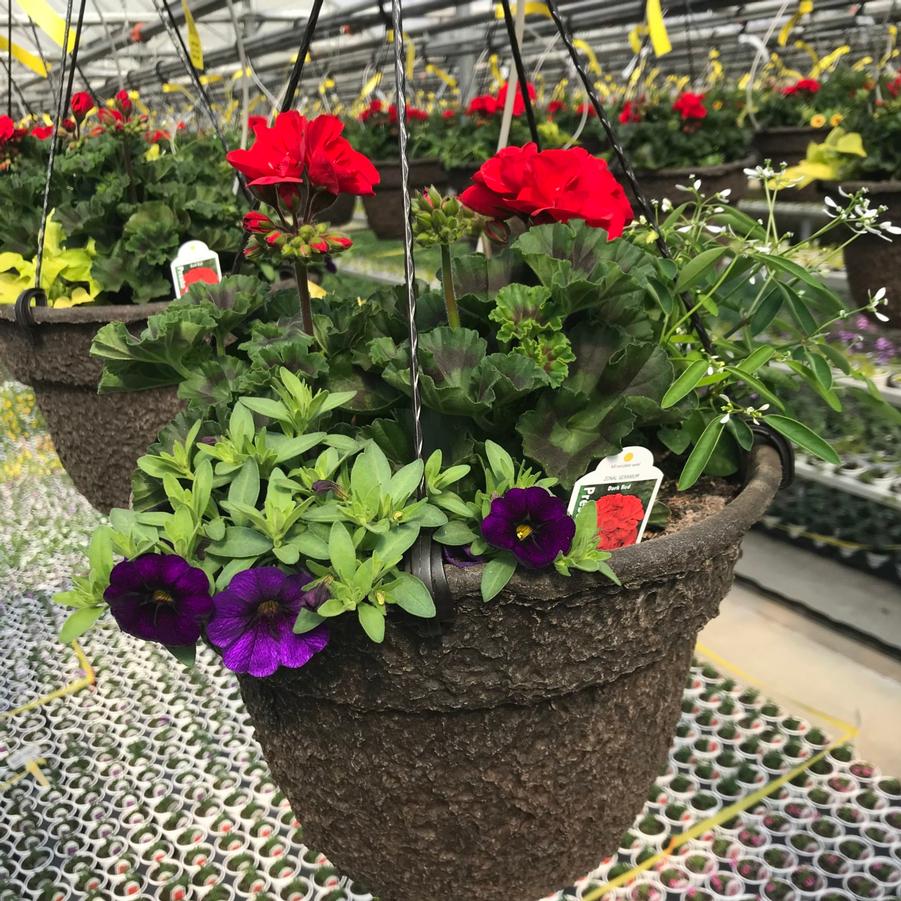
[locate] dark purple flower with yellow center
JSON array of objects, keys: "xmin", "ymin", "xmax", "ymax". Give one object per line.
[
  {"xmin": 104, "ymin": 553, "xmax": 213, "ymax": 646},
  {"xmin": 207, "ymin": 567, "xmax": 329, "ymax": 678},
  {"xmin": 481, "ymin": 486, "xmax": 575, "ymax": 568}
]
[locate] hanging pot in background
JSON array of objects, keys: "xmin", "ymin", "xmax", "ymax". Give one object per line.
[
  {"xmin": 239, "ymin": 447, "xmax": 781, "ymax": 901},
  {"xmin": 362, "ymin": 159, "xmax": 448, "ymax": 240},
  {"xmin": 321, "ymin": 193, "xmax": 357, "ymax": 227},
  {"xmin": 630, "ymin": 155, "xmax": 758, "ymax": 207},
  {"xmin": 0, "ymin": 304, "xmax": 181, "ymax": 512},
  {"xmin": 830, "ymin": 180, "xmax": 901, "ymax": 326},
  {"xmin": 752, "ymin": 128, "xmax": 824, "ymax": 203}
]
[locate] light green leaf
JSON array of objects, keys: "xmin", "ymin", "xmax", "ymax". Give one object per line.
[
  {"xmin": 357, "ymin": 603, "xmax": 385, "ymax": 643},
  {"xmin": 388, "ymin": 460, "xmax": 425, "ymax": 505},
  {"xmin": 328, "ymin": 521, "xmax": 357, "ymax": 582},
  {"xmin": 293, "ymin": 608, "xmax": 325, "ymax": 634},
  {"xmin": 59, "ymin": 606, "xmax": 105, "ymax": 644},
  {"xmin": 432, "ymin": 521, "xmax": 478, "ymax": 546},
  {"xmin": 374, "ymin": 524, "xmax": 420, "ymax": 566},
  {"xmin": 383, "ymin": 573, "xmax": 436, "ymax": 618},
  {"xmin": 228, "ymin": 458, "xmax": 260, "ymax": 509},
  {"xmin": 485, "ymin": 440, "xmax": 516, "ymax": 484},
  {"xmin": 207, "ymin": 527, "xmax": 272, "ymax": 558},
  {"xmin": 480, "ymin": 555, "xmax": 516, "ymax": 602}
]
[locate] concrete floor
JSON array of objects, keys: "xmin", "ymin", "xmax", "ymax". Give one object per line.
[{"xmin": 702, "ymin": 581, "xmax": 901, "ymax": 774}]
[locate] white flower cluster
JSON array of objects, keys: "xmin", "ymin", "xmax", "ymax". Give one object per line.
[{"xmin": 823, "ymin": 188, "xmax": 901, "ymax": 241}]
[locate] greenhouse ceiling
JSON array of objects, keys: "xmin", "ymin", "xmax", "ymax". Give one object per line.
[{"xmin": 2, "ymin": 0, "xmax": 900, "ymax": 114}]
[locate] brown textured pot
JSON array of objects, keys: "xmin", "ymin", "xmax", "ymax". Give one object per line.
[
  {"xmin": 631, "ymin": 155, "xmax": 757, "ymax": 207},
  {"xmin": 445, "ymin": 164, "xmax": 479, "ymax": 195},
  {"xmin": 362, "ymin": 159, "xmax": 448, "ymax": 240},
  {"xmin": 830, "ymin": 180, "xmax": 901, "ymax": 326},
  {"xmin": 0, "ymin": 303, "xmax": 181, "ymax": 512},
  {"xmin": 238, "ymin": 446, "xmax": 781, "ymax": 901},
  {"xmin": 751, "ymin": 127, "xmax": 825, "ymax": 202}
]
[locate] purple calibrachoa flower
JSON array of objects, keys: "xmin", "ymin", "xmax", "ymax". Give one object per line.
[
  {"xmin": 207, "ymin": 567, "xmax": 329, "ymax": 678},
  {"xmin": 105, "ymin": 553, "xmax": 212, "ymax": 646},
  {"xmin": 481, "ymin": 486, "xmax": 575, "ymax": 568}
]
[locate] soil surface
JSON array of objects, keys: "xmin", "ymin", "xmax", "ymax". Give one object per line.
[{"xmin": 649, "ymin": 475, "xmax": 740, "ymax": 539}]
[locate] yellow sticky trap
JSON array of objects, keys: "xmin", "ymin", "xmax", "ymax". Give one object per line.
[
  {"xmin": 646, "ymin": 0, "xmax": 671, "ymax": 56},
  {"xmin": 318, "ymin": 77, "xmax": 335, "ymax": 95},
  {"xmin": 494, "ymin": 1, "xmax": 550, "ymax": 17},
  {"xmin": 181, "ymin": 0, "xmax": 204, "ymax": 70},
  {"xmin": 810, "ymin": 45, "xmax": 849, "ymax": 78},
  {"xmin": 14, "ymin": 0, "xmax": 75, "ymax": 52},
  {"xmin": 573, "ymin": 39, "xmax": 602, "ymax": 74},
  {"xmin": 308, "ymin": 280, "xmax": 326, "ymax": 299},
  {"xmin": 778, "ymin": 0, "xmax": 814, "ymax": 47},
  {"xmin": 628, "ymin": 25, "xmax": 646, "ymax": 55},
  {"xmin": 359, "ymin": 71, "xmax": 382, "ymax": 100},
  {"xmin": 200, "ymin": 73, "xmax": 223, "ymax": 85},
  {"xmin": 0, "ymin": 35, "xmax": 48, "ymax": 76},
  {"xmin": 425, "ymin": 63, "xmax": 457, "ymax": 91}
]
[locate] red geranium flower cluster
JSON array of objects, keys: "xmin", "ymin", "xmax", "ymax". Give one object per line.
[
  {"xmin": 673, "ymin": 92, "xmax": 707, "ymax": 120},
  {"xmin": 227, "ymin": 111, "xmax": 379, "ymax": 197},
  {"xmin": 575, "ymin": 101, "xmax": 598, "ymax": 118},
  {"xmin": 595, "ymin": 493, "xmax": 645, "ymax": 550},
  {"xmin": 359, "ymin": 99, "xmax": 428, "ymax": 124},
  {"xmin": 618, "ymin": 100, "xmax": 642, "ymax": 124},
  {"xmin": 886, "ymin": 75, "xmax": 901, "ymax": 98},
  {"xmin": 781, "ymin": 78, "xmax": 821, "ymax": 96},
  {"xmin": 30, "ymin": 125, "xmax": 55, "ymax": 140},
  {"xmin": 466, "ymin": 81, "xmax": 537, "ymax": 117},
  {"xmin": 0, "ymin": 115, "xmax": 29, "ymax": 148},
  {"xmin": 70, "ymin": 91, "xmax": 94, "ymax": 121},
  {"xmin": 547, "ymin": 99, "xmax": 565, "ymax": 117},
  {"xmin": 459, "ymin": 143, "xmax": 633, "ymax": 237}
]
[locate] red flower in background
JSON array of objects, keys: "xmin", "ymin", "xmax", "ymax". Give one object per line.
[
  {"xmin": 62, "ymin": 118, "xmax": 77, "ymax": 132},
  {"xmin": 226, "ymin": 111, "xmax": 379, "ymax": 197},
  {"xmin": 0, "ymin": 116, "xmax": 15, "ymax": 144},
  {"xmin": 93, "ymin": 107, "xmax": 125, "ymax": 134},
  {"xmin": 70, "ymin": 91, "xmax": 94, "ymax": 121},
  {"xmin": 467, "ymin": 94, "xmax": 499, "ymax": 116},
  {"xmin": 595, "ymin": 493, "xmax": 645, "ymax": 550},
  {"xmin": 496, "ymin": 80, "xmax": 537, "ymax": 116},
  {"xmin": 460, "ymin": 143, "xmax": 633, "ymax": 237},
  {"xmin": 441, "ymin": 108, "xmax": 456, "ymax": 119},
  {"xmin": 547, "ymin": 99, "xmax": 565, "ymax": 116},
  {"xmin": 618, "ymin": 100, "xmax": 641, "ymax": 124},
  {"xmin": 31, "ymin": 125, "xmax": 55, "ymax": 140},
  {"xmin": 673, "ymin": 92, "xmax": 707, "ymax": 120},
  {"xmin": 359, "ymin": 99, "xmax": 384, "ymax": 122},
  {"xmin": 886, "ymin": 76, "xmax": 901, "ymax": 98},
  {"xmin": 145, "ymin": 128, "xmax": 171, "ymax": 143},
  {"xmin": 781, "ymin": 78, "xmax": 821, "ymax": 96},
  {"xmin": 575, "ymin": 101, "xmax": 598, "ymax": 117},
  {"xmin": 115, "ymin": 90, "xmax": 133, "ymax": 115}
]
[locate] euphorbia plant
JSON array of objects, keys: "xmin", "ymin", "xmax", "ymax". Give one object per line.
[{"xmin": 58, "ymin": 131, "xmax": 896, "ymax": 673}]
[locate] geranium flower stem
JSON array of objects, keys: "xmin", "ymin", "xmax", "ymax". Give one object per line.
[
  {"xmin": 293, "ymin": 260, "xmax": 314, "ymax": 335},
  {"xmin": 440, "ymin": 244, "xmax": 460, "ymax": 328}
]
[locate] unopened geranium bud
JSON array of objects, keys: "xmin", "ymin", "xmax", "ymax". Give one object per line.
[
  {"xmin": 243, "ymin": 211, "xmax": 275, "ymax": 234},
  {"xmin": 483, "ymin": 218, "xmax": 511, "ymax": 245}
]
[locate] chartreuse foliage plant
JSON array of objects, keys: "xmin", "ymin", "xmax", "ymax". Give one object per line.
[{"xmin": 58, "ymin": 128, "xmax": 895, "ymax": 678}]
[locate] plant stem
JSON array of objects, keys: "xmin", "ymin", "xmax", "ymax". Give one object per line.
[
  {"xmin": 440, "ymin": 243, "xmax": 460, "ymax": 328},
  {"xmin": 293, "ymin": 260, "xmax": 313, "ymax": 335}
]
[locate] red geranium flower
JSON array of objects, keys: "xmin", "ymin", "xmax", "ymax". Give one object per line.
[
  {"xmin": 595, "ymin": 493, "xmax": 645, "ymax": 550},
  {"xmin": 115, "ymin": 90, "xmax": 133, "ymax": 115},
  {"xmin": 497, "ymin": 80, "xmax": 537, "ymax": 116},
  {"xmin": 673, "ymin": 92, "xmax": 707, "ymax": 120},
  {"xmin": 70, "ymin": 91, "xmax": 94, "ymax": 121},
  {"xmin": 226, "ymin": 111, "xmax": 379, "ymax": 197},
  {"xmin": 547, "ymin": 99, "xmax": 565, "ymax": 116},
  {"xmin": 460, "ymin": 143, "xmax": 633, "ymax": 237},
  {"xmin": 575, "ymin": 101, "xmax": 598, "ymax": 117},
  {"xmin": 781, "ymin": 78, "xmax": 821, "ymax": 96},
  {"xmin": 441, "ymin": 108, "xmax": 456, "ymax": 119},
  {"xmin": 886, "ymin": 76, "xmax": 901, "ymax": 98},
  {"xmin": 247, "ymin": 115, "xmax": 267, "ymax": 133},
  {"xmin": 31, "ymin": 125, "xmax": 55, "ymax": 140},
  {"xmin": 466, "ymin": 94, "xmax": 499, "ymax": 116},
  {"xmin": 62, "ymin": 118, "xmax": 76, "ymax": 132},
  {"xmin": 359, "ymin": 99, "xmax": 384, "ymax": 122},
  {"xmin": 0, "ymin": 115, "xmax": 15, "ymax": 145},
  {"xmin": 618, "ymin": 100, "xmax": 641, "ymax": 124},
  {"xmin": 145, "ymin": 129, "xmax": 170, "ymax": 143}
]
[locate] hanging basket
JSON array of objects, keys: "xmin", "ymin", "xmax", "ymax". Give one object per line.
[
  {"xmin": 0, "ymin": 303, "xmax": 181, "ymax": 512},
  {"xmin": 752, "ymin": 126, "xmax": 821, "ymax": 168},
  {"xmin": 362, "ymin": 158, "xmax": 448, "ymax": 239},
  {"xmin": 321, "ymin": 192, "xmax": 357, "ymax": 227},
  {"xmin": 238, "ymin": 446, "xmax": 781, "ymax": 901},
  {"xmin": 825, "ymin": 180, "xmax": 901, "ymax": 326},
  {"xmin": 630, "ymin": 155, "xmax": 757, "ymax": 206}
]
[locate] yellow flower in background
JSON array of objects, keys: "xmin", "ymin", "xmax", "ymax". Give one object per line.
[
  {"xmin": 830, "ymin": 113, "xmax": 844, "ymax": 126},
  {"xmin": 810, "ymin": 113, "xmax": 827, "ymax": 128},
  {"xmin": 712, "ymin": 100, "xmax": 723, "ymax": 110}
]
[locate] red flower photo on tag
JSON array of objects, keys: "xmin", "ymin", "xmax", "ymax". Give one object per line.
[{"xmin": 595, "ymin": 493, "xmax": 645, "ymax": 550}]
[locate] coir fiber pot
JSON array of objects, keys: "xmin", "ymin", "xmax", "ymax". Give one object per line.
[
  {"xmin": 238, "ymin": 446, "xmax": 782, "ymax": 901},
  {"xmin": 362, "ymin": 159, "xmax": 448, "ymax": 239},
  {"xmin": 0, "ymin": 304, "xmax": 181, "ymax": 512},
  {"xmin": 752, "ymin": 127, "xmax": 824, "ymax": 203},
  {"xmin": 829, "ymin": 180, "xmax": 901, "ymax": 326},
  {"xmin": 322, "ymin": 193, "xmax": 357, "ymax": 227},
  {"xmin": 445, "ymin": 164, "xmax": 479, "ymax": 195},
  {"xmin": 631, "ymin": 155, "xmax": 757, "ymax": 207}
]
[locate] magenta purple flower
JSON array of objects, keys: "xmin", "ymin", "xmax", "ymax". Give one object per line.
[
  {"xmin": 104, "ymin": 553, "xmax": 213, "ymax": 646},
  {"xmin": 207, "ymin": 567, "xmax": 330, "ymax": 678},
  {"xmin": 481, "ymin": 486, "xmax": 575, "ymax": 568}
]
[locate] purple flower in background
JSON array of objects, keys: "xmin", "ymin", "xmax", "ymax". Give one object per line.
[
  {"xmin": 874, "ymin": 336, "xmax": 896, "ymax": 364},
  {"xmin": 104, "ymin": 554, "xmax": 213, "ymax": 646},
  {"xmin": 207, "ymin": 567, "xmax": 329, "ymax": 678},
  {"xmin": 481, "ymin": 486, "xmax": 575, "ymax": 568}
]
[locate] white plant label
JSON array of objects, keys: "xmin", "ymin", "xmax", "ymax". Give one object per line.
[{"xmin": 170, "ymin": 239, "xmax": 222, "ymax": 297}]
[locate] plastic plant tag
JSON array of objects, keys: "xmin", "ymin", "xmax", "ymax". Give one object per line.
[
  {"xmin": 170, "ymin": 240, "xmax": 221, "ymax": 297},
  {"xmin": 567, "ymin": 446, "xmax": 663, "ymax": 551}
]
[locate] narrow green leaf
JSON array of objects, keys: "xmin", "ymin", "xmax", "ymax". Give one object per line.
[
  {"xmin": 293, "ymin": 608, "xmax": 325, "ymax": 634},
  {"xmin": 728, "ymin": 417, "xmax": 754, "ymax": 452},
  {"xmin": 432, "ymin": 521, "xmax": 478, "ymax": 546},
  {"xmin": 806, "ymin": 350, "xmax": 834, "ymax": 391},
  {"xmin": 165, "ymin": 644, "xmax": 196, "ymax": 667},
  {"xmin": 762, "ymin": 414, "xmax": 840, "ymax": 464},
  {"xmin": 387, "ymin": 460, "xmax": 425, "ymax": 505},
  {"xmin": 480, "ymin": 555, "xmax": 516, "ymax": 602},
  {"xmin": 661, "ymin": 359, "xmax": 709, "ymax": 409},
  {"xmin": 724, "ymin": 366, "xmax": 785, "ymax": 412},
  {"xmin": 677, "ymin": 415, "xmax": 726, "ymax": 490},
  {"xmin": 228, "ymin": 458, "xmax": 260, "ymax": 509},
  {"xmin": 736, "ymin": 346, "xmax": 775, "ymax": 375},
  {"xmin": 485, "ymin": 440, "xmax": 516, "ymax": 484},
  {"xmin": 748, "ymin": 290, "xmax": 783, "ymax": 336},
  {"xmin": 675, "ymin": 246, "xmax": 728, "ymax": 293},
  {"xmin": 59, "ymin": 606, "xmax": 105, "ymax": 644},
  {"xmin": 328, "ymin": 521, "xmax": 357, "ymax": 582},
  {"xmin": 358, "ymin": 603, "xmax": 385, "ymax": 643}
]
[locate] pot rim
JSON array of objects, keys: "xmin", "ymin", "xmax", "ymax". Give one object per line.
[
  {"xmin": 754, "ymin": 126, "xmax": 824, "ymax": 136},
  {"xmin": 0, "ymin": 301, "xmax": 170, "ymax": 327},
  {"xmin": 817, "ymin": 178, "xmax": 901, "ymax": 194},
  {"xmin": 635, "ymin": 153, "xmax": 758, "ymax": 179},
  {"xmin": 448, "ymin": 445, "xmax": 781, "ymax": 594}
]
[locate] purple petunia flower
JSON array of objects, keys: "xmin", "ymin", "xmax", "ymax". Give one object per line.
[
  {"xmin": 104, "ymin": 553, "xmax": 213, "ymax": 646},
  {"xmin": 481, "ymin": 486, "xmax": 575, "ymax": 568},
  {"xmin": 207, "ymin": 567, "xmax": 329, "ymax": 678}
]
